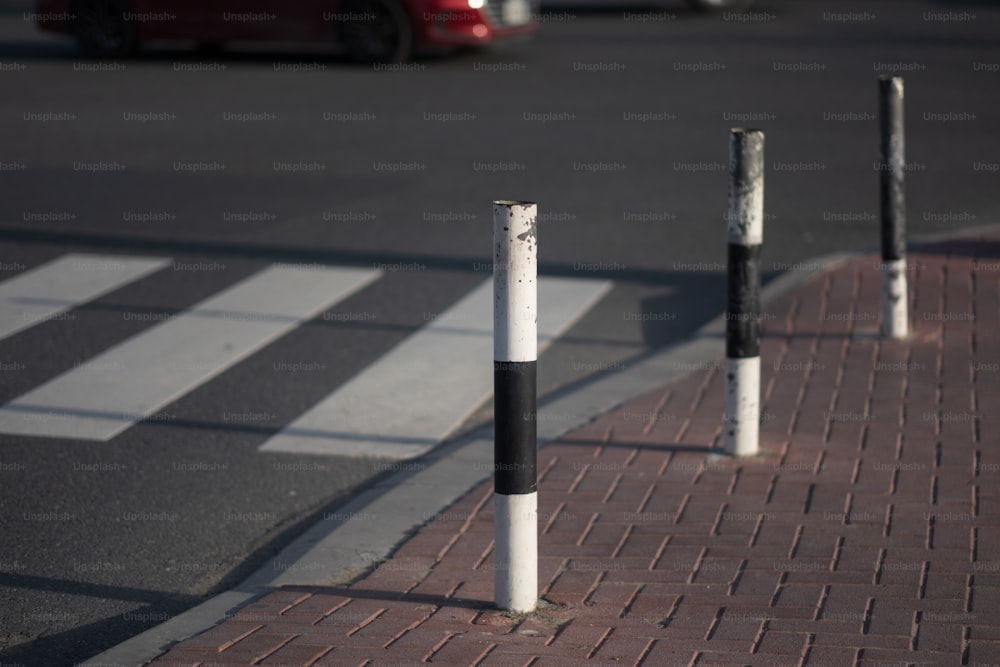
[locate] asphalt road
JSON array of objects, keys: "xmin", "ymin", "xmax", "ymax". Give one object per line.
[{"xmin": 1, "ymin": 0, "xmax": 998, "ymax": 663}]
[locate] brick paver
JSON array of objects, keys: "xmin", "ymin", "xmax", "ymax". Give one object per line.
[{"xmin": 149, "ymin": 235, "xmax": 1000, "ymax": 666}]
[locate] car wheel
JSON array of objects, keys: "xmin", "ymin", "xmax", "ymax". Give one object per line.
[
  {"xmin": 337, "ymin": 0, "xmax": 413, "ymax": 64},
  {"xmin": 70, "ymin": 0, "xmax": 138, "ymax": 58},
  {"xmin": 685, "ymin": 0, "xmax": 755, "ymax": 13},
  {"xmin": 195, "ymin": 42, "xmax": 226, "ymax": 56}
]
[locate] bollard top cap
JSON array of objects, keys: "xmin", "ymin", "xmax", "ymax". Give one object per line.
[
  {"xmin": 493, "ymin": 200, "xmax": 536, "ymax": 207},
  {"xmin": 878, "ymin": 75, "xmax": 904, "ymax": 92},
  {"xmin": 730, "ymin": 127, "xmax": 765, "ymax": 137}
]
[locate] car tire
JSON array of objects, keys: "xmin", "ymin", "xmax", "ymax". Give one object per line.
[
  {"xmin": 685, "ymin": 0, "xmax": 755, "ymax": 13},
  {"xmin": 337, "ymin": 0, "xmax": 413, "ymax": 64},
  {"xmin": 70, "ymin": 0, "xmax": 138, "ymax": 58},
  {"xmin": 196, "ymin": 42, "xmax": 226, "ymax": 55}
]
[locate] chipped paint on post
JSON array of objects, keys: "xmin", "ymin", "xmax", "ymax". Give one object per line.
[
  {"xmin": 725, "ymin": 357, "xmax": 760, "ymax": 457},
  {"xmin": 882, "ymin": 258, "xmax": 908, "ymax": 338},
  {"xmin": 494, "ymin": 201, "xmax": 538, "ymax": 363},
  {"xmin": 727, "ymin": 129, "xmax": 765, "ymax": 247}
]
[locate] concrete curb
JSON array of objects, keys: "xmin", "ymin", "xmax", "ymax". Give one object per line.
[{"xmin": 81, "ymin": 226, "xmax": 995, "ymax": 666}]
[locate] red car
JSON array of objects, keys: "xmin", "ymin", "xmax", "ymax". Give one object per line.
[{"xmin": 34, "ymin": 0, "xmax": 537, "ymax": 63}]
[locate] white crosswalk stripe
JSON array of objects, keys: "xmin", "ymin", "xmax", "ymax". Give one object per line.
[
  {"xmin": 0, "ymin": 265, "xmax": 380, "ymax": 441},
  {"xmin": 0, "ymin": 255, "xmax": 613, "ymax": 455},
  {"xmin": 259, "ymin": 276, "xmax": 612, "ymax": 459},
  {"xmin": 0, "ymin": 253, "xmax": 170, "ymax": 343}
]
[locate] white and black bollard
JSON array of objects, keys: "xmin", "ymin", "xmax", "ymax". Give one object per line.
[
  {"xmin": 492, "ymin": 200, "xmax": 538, "ymax": 613},
  {"xmin": 879, "ymin": 76, "xmax": 908, "ymax": 339},
  {"xmin": 725, "ymin": 129, "xmax": 764, "ymax": 457}
]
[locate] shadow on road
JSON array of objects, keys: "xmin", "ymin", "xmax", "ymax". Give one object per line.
[{"xmin": 0, "ymin": 477, "xmax": 396, "ymax": 666}]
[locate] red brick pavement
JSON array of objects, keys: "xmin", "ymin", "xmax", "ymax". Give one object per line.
[{"xmin": 149, "ymin": 235, "xmax": 1000, "ymax": 666}]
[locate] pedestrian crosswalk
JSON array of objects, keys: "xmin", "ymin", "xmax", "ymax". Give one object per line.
[
  {"xmin": 0, "ymin": 261, "xmax": 380, "ymax": 441},
  {"xmin": 0, "ymin": 254, "xmax": 611, "ymax": 458},
  {"xmin": 0, "ymin": 254, "xmax": 170, "ymax": 343},
  {"xmin": 259, "ymin": 277, "xmax": 611, "ymax": 459}
]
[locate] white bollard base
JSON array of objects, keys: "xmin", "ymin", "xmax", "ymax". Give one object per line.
[
  {"xmin": 724, "ymin": 356, "xmax": 760, "ymax": 457},
  {"xmin": 881, "ymin": 258, "xmax": 909, "ymax": 339},
  {"xmin": 494, "ymin": 492, "xmax": 537, "ymax": 612}
]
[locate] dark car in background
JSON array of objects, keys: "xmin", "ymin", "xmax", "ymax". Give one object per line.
[{"xmin": 34, "ymin": 0, "xmax": 538, "ymax": 63}]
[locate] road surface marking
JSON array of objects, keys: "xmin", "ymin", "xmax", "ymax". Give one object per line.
[
  {"xmin": 260, "ymin": 276, "xmax": 612, "ymax": 459},
  {"xmin": 0, "ymin": 254, "xmax": 170, "ymax": 342},
  {"xmin": 0, "ymin": 265, "xmax": 380, "ymax": 440}
]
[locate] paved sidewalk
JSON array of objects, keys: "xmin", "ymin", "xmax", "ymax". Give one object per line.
[{"xmin": 149, "ymin": 234, "xmax": 1000, "ymax": 667}]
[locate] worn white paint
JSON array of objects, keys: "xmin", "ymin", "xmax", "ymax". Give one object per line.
[
  {"xmin": 494, "ymin": 201, "xmax": 538, "ymax": 363},
  {"xmin": 882, "ymin": 258, "xmax": 909, "ymax": 339},
  {"xmin": 494, "ymin": 491, "xmax": 538, "ymax": 612},
  {"xmin": 725, "ymin": 356, "xmax": 760, "ymax": 457}
]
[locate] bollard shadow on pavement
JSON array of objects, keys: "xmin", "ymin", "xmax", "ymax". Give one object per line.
[
  {"xmin": 262, "ymin": 584, "xmax": 490, "ymax": 610},
  {"xmin": 554, "ymin": 435, "xmax": 718, "ymax": 455}
]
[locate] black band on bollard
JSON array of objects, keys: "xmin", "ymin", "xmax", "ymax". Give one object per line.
[
  {"xmin": 879, "ymin": 76, "xmax": 906, "ymax": 262},
  {"xmin": 494, "ymin": 361, "xmax": 537, "ymax": 495},
  {"xmin": 726, "ymin": 244, "xmax": 762, "ymax": 359}
]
